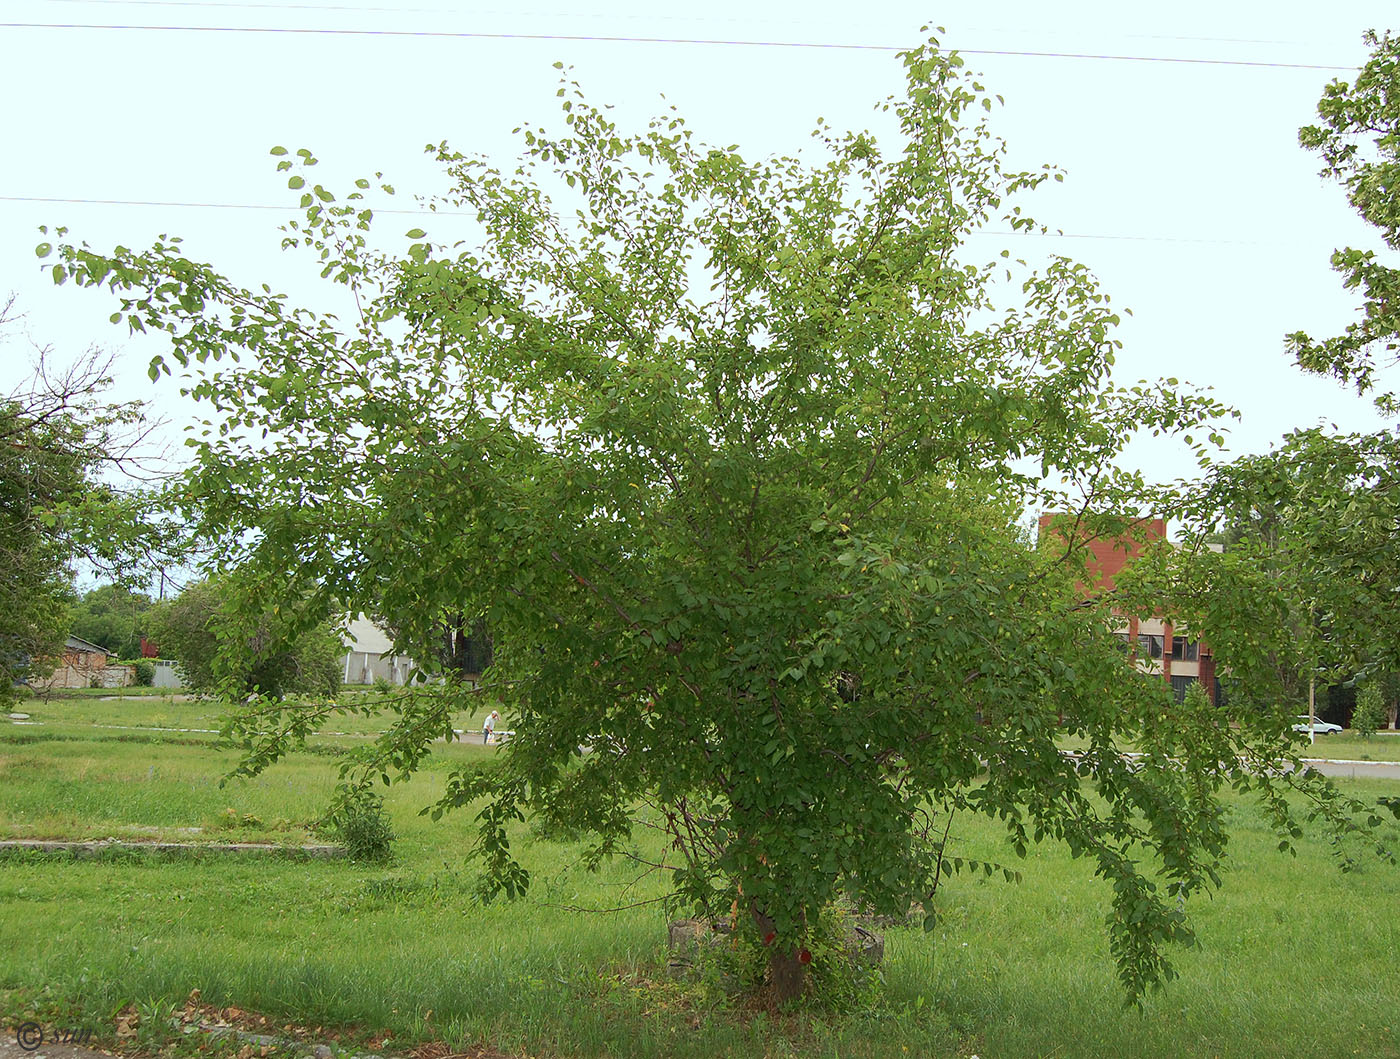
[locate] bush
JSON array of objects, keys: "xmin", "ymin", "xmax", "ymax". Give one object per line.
[
  {"xmin": 1183, "ymin": 680, "xmax": 1213, "ymax": 712},
  {"xmin": 131, "ymin": 660, "xmax": 155, "ymax": 686},
  {"xmin": 148, "ymin": 579, "xmax": 343, "ymax": 699},
  {"xmin": 1354, "ymin": 684, "xmax": 1387, "ymax": 740},
  {"xmin": 327, "ymin": 788, "xmax": 395, "ymax": 863},
  {"xmin": 692, "ymin": 904, "xmax": 883, "ymax": 1011}
]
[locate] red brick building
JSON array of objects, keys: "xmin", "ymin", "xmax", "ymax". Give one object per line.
[{"xmin": 1039, "ymin": 514, "xmax": 1218, "ymax": 704}]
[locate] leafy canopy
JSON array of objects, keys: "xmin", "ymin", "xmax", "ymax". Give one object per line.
[
  {"xmin": 148, "ymin": 578, "xmax": 343, "ymax": 700},
  {"xmin": 0, "ymin": 300, "xmax": 168, "ymax": 703},
  {"xmin": 69, "ymin": 582, "xmax": 156, "ymax": 660},
  {"xmin": 1288, "ymin": 29, "xmax": 1400, "ymax": 405},
  {"xmin": 47, "ymin": 37, "xmax": 1377, "ymax": 1002},
  {"xmin": 1164, "ymin": 428, "xmax": 1400, "ymax": 706}
]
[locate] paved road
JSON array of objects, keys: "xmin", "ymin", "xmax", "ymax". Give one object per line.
[{"xmin": 1301, "ymin": 758, "xmax": 1400, "ymax": 780}]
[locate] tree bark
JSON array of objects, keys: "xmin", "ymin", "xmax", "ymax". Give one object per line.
[{"xmin": 751, "ymin": 905, "xmax": 805, "ymax": 1003}]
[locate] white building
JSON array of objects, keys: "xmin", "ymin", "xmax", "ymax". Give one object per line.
[{"xmin": 341, "ymin": 616, "xmax": 415, "ymax": 685}]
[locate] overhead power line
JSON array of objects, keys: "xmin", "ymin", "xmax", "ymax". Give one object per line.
[
  {"xmin": 0, "ymin": 194, "xmax": 436, "ymax": 215},
  {"xmin": 0, "ymin": 194, "xmax": 1277, "ymax": 246},
  {"xmin": 0, "ymin": 21, "xmax": 1358, "ymax": 70},
  {"xmin": 27, "ymin": 0, "xmax": 1324, "ymax": 51}
]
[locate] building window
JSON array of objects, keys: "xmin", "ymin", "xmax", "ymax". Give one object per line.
[
  {"xmin": 1139, "ymin": 634, "xmax": 1164, "ymax": 659},
  {"xmin": 1113, "ymin": 632, "xmax": 1131, "ymax": 653},
  {"xmin": 1170, "ymin": 675, "xmax": 1196, "ymax": 702},
  {"xmin": 1171, "ymin": 636, "xmax": 1198, "ymax": 662}
]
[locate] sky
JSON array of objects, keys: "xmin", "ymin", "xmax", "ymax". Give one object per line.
[{"xmin": 1, "ymin": 1, "xmax": 1397, "ymax": 490}]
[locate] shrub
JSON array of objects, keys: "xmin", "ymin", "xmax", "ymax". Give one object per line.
[
  {"xmin": 696, "ymin": 904, "xmax": 883, "ymax": 1011},
  {"xmin": 327, "ymin": 788, "xmax": 395, "ymax": 863},
  {"xmin": 148, "ymin": 579, "xmax": 344, "ymax": 700},
  {"xmin": 1354, "ymin": 684, "xmax": 1387, "ymax": 740},
  {"xmin": 131, "ymin": 660, "xmax": 155, "ymax": 686},
  {"xmin": 372, "ymin": 674, "xmax": 393, "ymax": 696},
  {"xmin": 1183, "ymin": 680, "xmax": 1213, "ymax": 712}
]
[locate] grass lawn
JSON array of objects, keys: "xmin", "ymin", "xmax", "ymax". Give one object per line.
[
  {"xmin": 1299, "ymin": 731, "xmax": 1400, "ymax": 761},
  {"xmin": 9, "ymin": 692, "xmax": 500, "ymax": 743},
  {"xmin": 30, "ymin": 685, "xmax": 187, "ymax": 699},
  {"xmin": 2, "ymin": 710, "xmax": 1399, "ymax": 1058}
]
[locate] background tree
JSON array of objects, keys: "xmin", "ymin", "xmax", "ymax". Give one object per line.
[
  {"xmin": 68, "ymin": 582, "xmax": 156, "ymax": 660},
  {"xmin": 375, "ymin": 611, "xmax": 493, "ymax": 681},
  {"xmin": 1287, "ymin": 29, "xmax": 1400, "ymax": 404},
  {"xmin": 1260, "ymin": 30, "xmax": 1400, "ymax": 731},
  {"xmin": 1353, "ymin": 682, "xmax": 1387, "ymax": 739},
  {"xmin": 148, "ymin": 579, "xmax": 343, "ymax": 700},
  {"xmin": 0, "ymin": 296, "xmax": 164, "ymax": 703},
  {"xmin": 1149, "ymin": 428, "xmax": 1400, "ymax": 731},
  {"xmin": 50, "ymin": 39, "xmax": 1387, "ymax": 1004}
]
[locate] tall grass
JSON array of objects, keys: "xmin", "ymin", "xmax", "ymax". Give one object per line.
[{"xmin": 2, "ymin": 717, "xmax": 1398, "ymax": 1057}]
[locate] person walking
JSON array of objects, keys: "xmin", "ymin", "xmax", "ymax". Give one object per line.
[{"xmin": 482, "ymin": 710, "xmax": 500, "ymax": 745}]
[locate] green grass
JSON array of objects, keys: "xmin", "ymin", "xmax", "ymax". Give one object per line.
[
  {"xmin": 2, "ymin": 716, "xmax": 1399, "ymax": 1058},
  {"xmin": 22, "ymin": 684, "xmax": 185, "ymax": 699},
  {"xmin": 8, "ymin": 692, "xmax": 501, "ymax": 743},
  {"xmin": 1298, "ymin": 731, "xmax": 1400, "ymax": 761}
]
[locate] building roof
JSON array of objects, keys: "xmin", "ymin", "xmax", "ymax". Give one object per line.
[
  {"xmin": 342, "ymin": 615, "xmax": 396, "ymax": 655},
  {"xmin": 65, "ymin": 635, "xmax": 109, "ymax": 654}
]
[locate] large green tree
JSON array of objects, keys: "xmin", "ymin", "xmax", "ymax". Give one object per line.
[
  {"xmin": 49, "ymin": 39, "xmax": 1385, "ymax": 1003},
  {"xmin": 1264, "ymin": 30, "xmax": 1400, "ymax": 730}
]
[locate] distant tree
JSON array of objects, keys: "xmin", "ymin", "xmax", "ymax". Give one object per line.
[
  {"xmin": 1354, "ymin": 683, "xmax": 1387, "ymax": 740},
  {"xmin": 1379, "ymin": 670, "xmax": 1400, "ymax": 731},
  {"xmin": 1287, "ymin": 30, "xmax": 1400, "ymax": 405},
  {"xmin": 149, "ymin": 579, "xmax": 342, "ymax": 699},
  {"xmin": 0, "ymin": 296, "xmax": 165, "ymax": 704},
  {"xmin": 68, "ymin": 583, "xmax": 156, "ymax": 659},
  {"xmin": 1159, "ymin": 428, "xmax": 1400, "ymax": 723}
]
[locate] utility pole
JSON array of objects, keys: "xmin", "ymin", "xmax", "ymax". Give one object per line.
[{"xmin": 1308, "ymin": 675, "xmax": 1316, "ymax": 747}]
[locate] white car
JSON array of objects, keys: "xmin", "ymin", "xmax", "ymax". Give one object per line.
[{"xmin": 1293, "ymin": 716, "xmax": 1343, "ymax": 735}]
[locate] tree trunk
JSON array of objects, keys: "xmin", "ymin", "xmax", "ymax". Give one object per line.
[{"xmin": 751, "ymin": 905, "xmax": 805, "ymax": 1003}]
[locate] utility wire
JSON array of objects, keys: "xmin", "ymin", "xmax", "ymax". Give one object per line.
[
  {"xmin": 0, "ymin": 21, "xmax": 1359, "ymax": 70},
  {"xmin": 0, "ymin": 194, "xmax": 437, "ymax": 216},
  {"xmin": 26, "ymin": 0, "xmax": 1327, "ymax": 51},
  {"xmin": 0, "ymin": 194, "xmax": 1278, "ymax": 245},
  {"xmin": 40, "ymin": 0, "xmax": 426, "ymax": 11}
]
